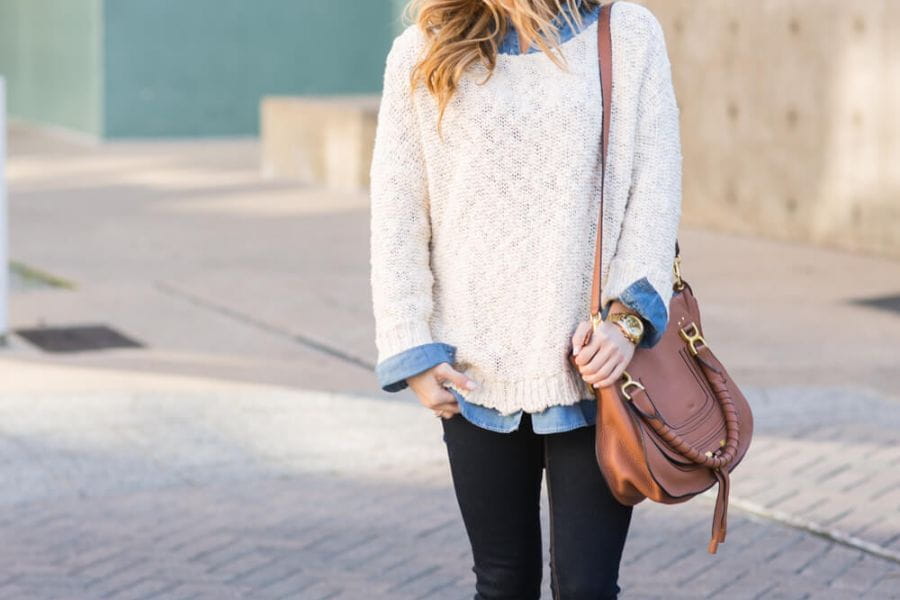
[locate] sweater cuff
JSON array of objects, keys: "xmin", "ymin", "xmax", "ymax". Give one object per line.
[
  {"xmin": 603, "ymin": 258, "xmax": 674, "ymax": 326},
  {"xmin": 375, "ymin": 319, "xmax": 435, "ymax": 367}
]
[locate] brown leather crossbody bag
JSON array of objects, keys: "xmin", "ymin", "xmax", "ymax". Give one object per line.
[{"xmin": 570, "ymin": 2, "xmax": 755, "ymax": 554}]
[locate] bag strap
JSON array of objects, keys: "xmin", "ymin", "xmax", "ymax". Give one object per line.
[{"xmin": 591, "ymin": 1, "xmax": 681, "ymax": 322}]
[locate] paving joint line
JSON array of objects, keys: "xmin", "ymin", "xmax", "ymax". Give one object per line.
[
  {"xmin": 698, "ymin": 492, "xmax": 900, "ymax": 565},
  {"xmin": 154, "ymin": 281, "xmax": 374, "ymax": 371}
]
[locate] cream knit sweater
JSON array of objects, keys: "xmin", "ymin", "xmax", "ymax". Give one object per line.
[{"xmin": 369, "ymin": 1, "xmax": 682, "ymax": 415}]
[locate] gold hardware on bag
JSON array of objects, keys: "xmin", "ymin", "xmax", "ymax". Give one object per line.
[
  {"xmin": 591, "ymin": 312, "xmax": 602, "ymax": 331},
  {"xmin": 620, "ymin": 371, "xmax": 646, "ymax": 400},
  {"xmin": 679, "ymin": 322, "xmax": 708, "ymax": 356},
  {"xmin": 673, "ymin": 255, "xmax": 685, "ymax": 291}
]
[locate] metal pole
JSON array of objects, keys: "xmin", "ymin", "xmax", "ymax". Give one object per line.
[{"xmin": 0, "ymin": 77, "xmax": 7, "ymax": 345}]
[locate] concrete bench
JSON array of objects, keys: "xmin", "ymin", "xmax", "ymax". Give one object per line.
[{"xmin": 260, "ymin": 95, "xmax": 380, "ymax": 191}]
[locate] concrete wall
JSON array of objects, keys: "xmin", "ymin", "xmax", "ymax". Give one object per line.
[
  {"xmin": 640, "ymin": 0, "xmax": 900, "ymax": 258},
  {"xmin": 0, "ymin": 0, "xmax": 102, "ymax": 136}
]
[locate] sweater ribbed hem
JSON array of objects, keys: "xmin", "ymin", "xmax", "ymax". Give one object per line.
[
  {"xmin": 448, "ymin": 363, "xmax": 592, "ymax": 416},
  {"xmin": 376, "ymin": 320, "xmax": 434, "ymax": 364}
]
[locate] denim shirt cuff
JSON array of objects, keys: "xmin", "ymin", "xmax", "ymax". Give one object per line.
[
  {"xmin": 375, "ymin": 342, "xmax": 457, "ymax": 392},
  {"xmin": 613, "ymin": 276, "xmax": 669, "ymax": 349}
]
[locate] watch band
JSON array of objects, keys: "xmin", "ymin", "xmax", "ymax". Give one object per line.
[{"xmin": 609, "ymin": 312, "xmax": 644, "ymax": 345}]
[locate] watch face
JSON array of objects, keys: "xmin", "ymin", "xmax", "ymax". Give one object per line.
[{"xmin": 623, "ymin": 314, "xmax": 643, "ymax": 334}]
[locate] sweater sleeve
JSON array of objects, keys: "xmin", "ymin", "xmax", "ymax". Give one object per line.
[
  {"xmin": 603, "ymin": 10, "xmax": 683, "ymax": 325},
  {"xmin": 369, "ymin": 31, "xmax": 436, "ymax": 364}
]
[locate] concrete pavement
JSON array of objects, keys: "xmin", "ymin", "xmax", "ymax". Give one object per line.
[
  {"xmin": 7, "ymin": 123, "xmax": 900, "ymax": 398},
  {"xmin": 2, "ymin": 123, "xmax": 899, "ymax": 598}
]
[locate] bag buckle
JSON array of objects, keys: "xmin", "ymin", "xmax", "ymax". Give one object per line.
[
  {"xmin": 619, "ymin": 370, "xmax": 645, "ymax": 401},
  {"xmin": 679, "ymin": 322, "xmax": 708, "ymax": 356}
]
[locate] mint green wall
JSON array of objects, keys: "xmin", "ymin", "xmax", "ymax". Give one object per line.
[
  {"xmin": 102, "ymin": 0, "xmax": 397, "ymax": 138},
  {"xmin": 0, "ymin": 0, "xmax": 102, "ymax": 136},
  {"xmin": 392, "ymin": 0, "xmax": 413, "ymax": 34},
  {"xmin": 0, "ymin": 0, "xmax": 400, "ymax": 138}
]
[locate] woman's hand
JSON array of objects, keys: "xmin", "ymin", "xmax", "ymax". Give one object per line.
[
  {"xmin": 571, "ymin": 306, "xmax": 638, "ymax": 389},
  {"xmin": 407, "ymin": 362, "xmax": 478, "ymax": 419}
]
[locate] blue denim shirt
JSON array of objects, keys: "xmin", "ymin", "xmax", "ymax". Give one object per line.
[{"xmin": 374, "ymin": 1, "xmax": 670, "ymax": 434}]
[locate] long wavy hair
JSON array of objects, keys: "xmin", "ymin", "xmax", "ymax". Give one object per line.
[{"xmin": 402, "ymin": 0, "xmax": 602, "ymax": 138}]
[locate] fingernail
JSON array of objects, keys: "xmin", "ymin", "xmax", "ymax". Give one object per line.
[
  {"xmin": 572, "ymin": 347, "xmax": 579, "ymax": 356},
  {"xmin": 466, "ymin": 380, "xmax": 478, "ymax": 390},
  {"xmin": 593, "ymin": 382, "xmax": 600, "ymax": 388}
]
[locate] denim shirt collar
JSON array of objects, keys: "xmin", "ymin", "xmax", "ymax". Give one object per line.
[{"xmin": 498, "ymin": 0, "xmax": 593, "ymax": 55}]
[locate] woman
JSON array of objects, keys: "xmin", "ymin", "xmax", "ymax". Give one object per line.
[{"xmin": 369, "ymin": 0, "xmax": 682, "ymax": 597}]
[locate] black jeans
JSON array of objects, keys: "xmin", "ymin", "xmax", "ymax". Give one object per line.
[{"xmin": 441, "ymin": 411, "xmax": 633, "ymax": 600}]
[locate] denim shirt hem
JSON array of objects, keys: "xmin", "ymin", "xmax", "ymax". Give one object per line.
[{"xmin": 450, "ymin": 387, "xmax": 597, "ymax": 434}]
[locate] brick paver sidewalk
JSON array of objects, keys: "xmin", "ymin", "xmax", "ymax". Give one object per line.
[{"xmin": 0, "ymin": 361, "xmax": 897, "ymax": 599}]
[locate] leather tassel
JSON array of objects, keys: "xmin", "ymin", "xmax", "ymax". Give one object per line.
[{"xmin": 707, "ymin": 466, "xmax": 731, "ymax": 554}]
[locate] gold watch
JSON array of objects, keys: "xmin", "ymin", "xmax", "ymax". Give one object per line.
[{"xmin": 608, "ymin": 312, "xmax": 645, "ymax": 345}]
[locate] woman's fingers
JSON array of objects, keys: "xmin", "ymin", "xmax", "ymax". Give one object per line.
[
  {"xmin": 435, "ymin": 362, "xmax": 478, "ymax": 391},
  {"xmin": 407, "ymin": 362, "xmax": 471, "ymax": 417},
  {"xmin": 420, "ymin": 384, "xmax": 457, "ymax": 408},
  {"xmin": 595, "ymin": 359, "xmax": 629, "ymax": 388},
  {"xmin": 583, "ymin": 354, "xmax": 624, "ymax": 386},
  {"xmin": 571, "ymin": 320, "xmax": 593, "ymax": 355},
  {"xmin": 436, "ymin": 402, "xmax": 461, "ymax": 415},
  {"xmin": 574, "ymin": 323, "xmax": 609, "ymax": 366},
  {"xmin": 574, "ymin": 321, "xmax": 637, "ymax": 387},
  {"xmin": 580, "ymin": 344, "xmax": 619, "ymax": 382},
  {"xmin": 425, "ymin": 369, "xmax": 463, "ymax": 412},
  {"xmin": 426, "ymin": 389, "xmax": 460, "ymax": 418}
]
